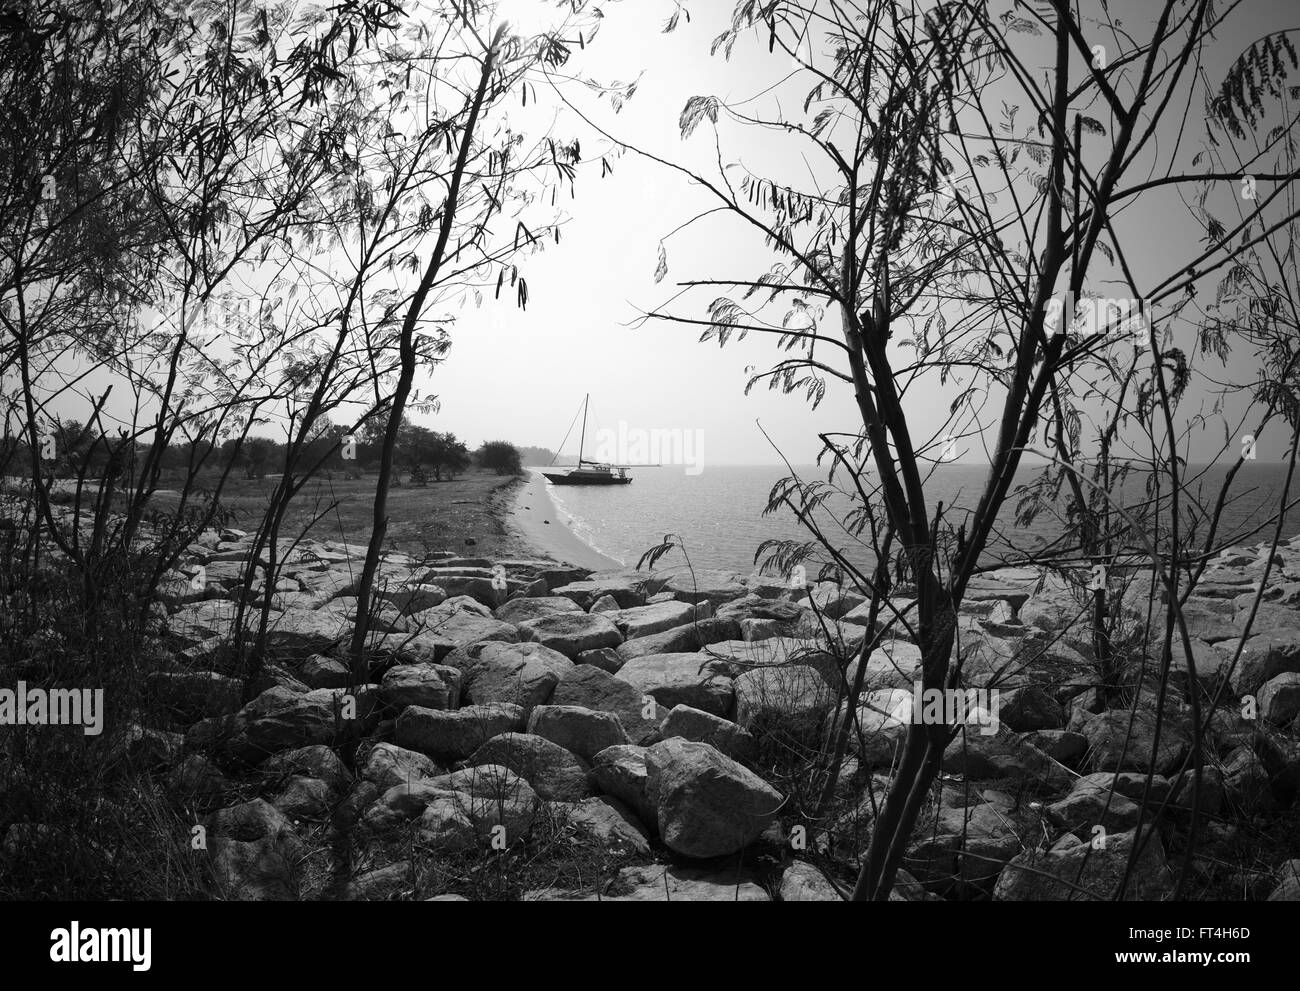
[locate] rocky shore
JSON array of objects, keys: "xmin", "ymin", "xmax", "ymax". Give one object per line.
[{"xmin": 13, "ymin": 507, "xmax": 1300, "ymax": 901}]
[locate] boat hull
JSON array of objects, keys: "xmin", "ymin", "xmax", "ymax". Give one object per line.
[{"xmin": 542, "ymin": 472, "xmax": 632, "ymax": 485}]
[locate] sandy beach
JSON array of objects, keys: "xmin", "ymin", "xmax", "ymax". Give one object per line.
[{"xmin": 502, "ymin": 469, "xmax": 623, "ymax": 571}]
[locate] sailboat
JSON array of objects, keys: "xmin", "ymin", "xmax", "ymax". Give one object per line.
[{"xmin": 541, "ymin": 394, "xmax": 634, "ymax": 485}]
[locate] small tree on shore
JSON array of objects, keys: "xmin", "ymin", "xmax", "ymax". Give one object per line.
[{"xmin": 476, "ymin": 440, "xmax": 523, "ymax": 476}]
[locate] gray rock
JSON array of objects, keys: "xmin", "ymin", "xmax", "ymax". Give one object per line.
[
  {"xmin": 263, "ymin": 607, "xmax": 348, "ymax": 656},
  {"xmin": 833, "ymin": 687, "xmax": 912, "ymax": 768},
  {"xmin": 1222, "ymin": 631, "xmax": 1300, "ymax": 695},
  {"xmin": 417, "ymin": 768, "xmax": 538, "ymax": 850},
  {"xmin": 1222, "ymin": 745, "xmax": 1275, "ymax": 812},
  {"xmin": 526, "ymin": 705, "xmax": 630, "ymax": 761},
  {"xmin": 1258, "ymin": 671, "xmax": 1300, "ymax": 725},
  {"xmin": 660, "ymin": 703, "xmax": 756, "ymax": 763},
  {"xmin": 613, "ymin": 618, "xmax": 742, "ymax": 662},
  {"xmin": 576, "ymin": 647, "xmax": 624, "ymax": 673},
  {"xmin": 1268, "ymin": 859, "xmax": 1300, "ymax": 901},
  {"xmin": 331, "ymin": 861, "xmax": 412, "ymax": 901},
  {"xmin": 359, "ymin": 742, "xmax": 439, "ymax": 791},
  {"xmin": 941, "ymin": 728, "xmax": 1072, "ymax": 792},
  {"xmin": 220, "ymin": 686, "xmax": 376, "ymax": 765},
  {"xmin": 550, "ymin": 664, "xmax": 664, "ymax": 745},
  {"xmin": 645, "ymin": 738, "xmax": 784, "ymax": 858},
  {"xmin": 615, "ymin": 652, "xmax": 735, "ymax": 716},
  {"xmin": 262, "ymin": 744, "xmax": 351, "ymax": 790},
  {"xmin": 494, "ymin": 596, "xmax": 583, "ymax": 625},
  {"xmin": 1081, "ymin": 709, "xmax": 1189, "ymax": 775},
  {"xmin": 557, "ymin": 796, "xmax": 651, "ymax": 856},
  {"xmin": 401, "ymin": 609, "xmax": 519, "ymax": 659},
  {"xmin": 589, "ymin": 744, "xmax": 655, "ymax": 827},
  {"xmin": 993, "ymin": 828, "xmax": 1174, "ymax": 900},
  {"xmin": 461, "ymin": 641, "xmax": 572, "ymax": 713},
  {"xmin": 516, "ymin": 612, "xmax": 623, "ymax": 660},
  {"xmin": 1018, "ymin": 729, "xmax": 1087, "ymax": 765},
  {"xmin": 1044, "ymin": 775, "xmax": 1144, "ymax": 834},
  {"xmin": 805, "ymin": 582, "xmax": 867, "ymax": 620},
  {"xmin": 552, "ymin": 573, "xmax": 657, "ymax": 610},
  {"xmin": 662, "ymin": 568, "xmax": 748, "ymax": 606},
  {"xmin": 167, "ymin": 754, "xmax": 230, "ymax": 799},
  {"xmin": 300, "ymin": 654, "xmax": 351, "ymax": 689},
  {"xmin": 464, "ymin": 733, "xmax": 592, "ymax": 801},
  {"xmin": 606, "ymin": 600, "xmax": 697, "ymax": 639},
  {"xmin": 204, "ymin": 799, "xmax": 306, "ymax": 900},
  {"xmin": 272, "ymin": 775, "xmax": 335, "ymax": 820},
  {"xmin": 779, "ymin": 861, "xmax": 844, "ymax": 901},
  {"xmin": 733, "ymin": 664, "xmax": 836, "ymax": 737},
  {"xmin": 1000, "ymin": 685, "xmax": 1065, "ymax": 731},
  {"xmin": 379, "ymin": 663, "xmax": 462, "ymax": 711},
  {"xmin": 395, "ymin": 702, "xmax": 526, "ymax": 762}
]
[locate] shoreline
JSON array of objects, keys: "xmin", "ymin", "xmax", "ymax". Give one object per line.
[{"xmin": 495, "ymin": 469, "xmax": 623, "ymax": 571}]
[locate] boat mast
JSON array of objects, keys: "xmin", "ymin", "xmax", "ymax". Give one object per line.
[{"xmin": 578, "ymin": 393, "xmax": 588, "ymax": 465}]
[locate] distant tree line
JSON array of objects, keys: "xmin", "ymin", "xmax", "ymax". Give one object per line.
[{"xmin": 0, "ymin": 417, "xmax": 527, "ymax": 486}]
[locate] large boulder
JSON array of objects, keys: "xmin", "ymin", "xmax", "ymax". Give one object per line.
[
  {"xmin": 552, "ymin": 571, "xmax": 662, "ymax": 610},
  {"xmin": 616, "ymin": 652, "xmax": 735, "ymax": 716},
  {"xmin": 999, "ymin": 684, "xmax": 1066, "ymax": 732},
  {"xmin": 359, "ymin": 742, "xmax": 438, "ymax": 791},
  {"xmin": 394, "ymin": 703, "xmax": 526, "ymax": 762},
  {"xmin": 1222, "ymin": 632, "xmax": 1300, "ymax": 696},
  {"xmin": 417, "ymin": 767, "xmax": 539, "ymax": 850},
  {"xmin": 460, "ymin": 642, "xmax": 572, "ymax": 714},
  {"xmin": 906, "ymin": 791, "xmax": 1024, "ymax": 896},
  {"xmin": 167, "ymin": 599, "xmax": 246, "ymax": 646},
  {"xmin": 805, "ymin": 582, "xmax": 867, "ymax": 621},
  {"xmin": 614, "ymin": 618, "xmax": 742, "ymax": 662},
  {"xmin": 830, "ymin": 687, "xmax": 912, "ymax": 768},
  {"xmin": 605, "ymin": 600, "xmax": 698, "ymax": 640},
  {"xmin": 218, "ymin": 686, "xmax": 376, "ymax": 765},
  {"xmin": 1081, "ymin": 709, "xmax": 1189, "ymax": 776},
  {"xmin": 662, "ymin": 568, "xmax": 748, "ymax": 606},
  {"xmin": 556, "ymin": 796, "xmax": 651, "ymax": 856},
  {"xmin": 464, "ymin": 733, "xmax": 592, "ymax": 801},
  {"xmin": 779, "ymin": 861, "xmax": 844, "ymax": 901},
  {"xmin": 588, "ymin": 744, "xmax": 655, "ymax": 826},
  {"xmin": 660, "ymin": 704, "xmax": 756, "ymax": 763},
  {"xmin": 401, "ymin": 608, "xmax": 518, "ymax": 659},
  {"xmin": 732, "ymin": 664, "xmax": 837, "ymax": 740},
  {"xmin": 379, "ymin": 663, "xmax": 462, "ymax": 711},
  {"xmin": 1258, "ymin": 671, "xmax": 1300, "ymax": 725},
  {"xmin": 516, "ymin": 613, "xmax": 623, "ymax": 660},
  {"xmin": 851, "ymin": 639, "xmax": 924, "ymax": 691},
  {"xmin": 264, "ymin": 607, "xmax": 348, "ymax": 657},
  {"xmin": 204, "ymin": 799, "xmax": 306, "ymax": 900},
  {"xmin": 1044, "ymin": 775, "xmax": 1145, "ymax": 834},
  {"xmin": 705, "ymin": 637, "xmax": 848, "ymax": 684},
  {"xmin": 493, "ymin": 596, "xmax": 583, "ymax": 625},
  {"xmin": 941, "ymin": 728, "xmax": 1072, "ymax": 792},
  {"xmin": 1176, "ymin": 599, "xmax": 1240, "ymax": 644},
  {"xmin": 716, "ymin": 595, "xmax": 804, "ymax": 629},
  {"xmin": 527, "ymin": 705, "xmax": 630, "ymax": 761},
  {"xmin": 550, "ymin": 664, "xmax": 665, "ymax": 745},
  {"xmin": 993, "ymin": 828, "xmax": 1175, "ymax": 900},
  {"xmin": 644, "ymin": 738, "xmax": 784, "ymax": 858}
]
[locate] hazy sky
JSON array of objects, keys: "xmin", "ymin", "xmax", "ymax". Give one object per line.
[
  {"xmin": 424, "ymin": 0, "xmax": 1300, "ymax": 468},
  {"xmin": 20, "ymin": 0, "xmax": 1299, "ymax": 470}
]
